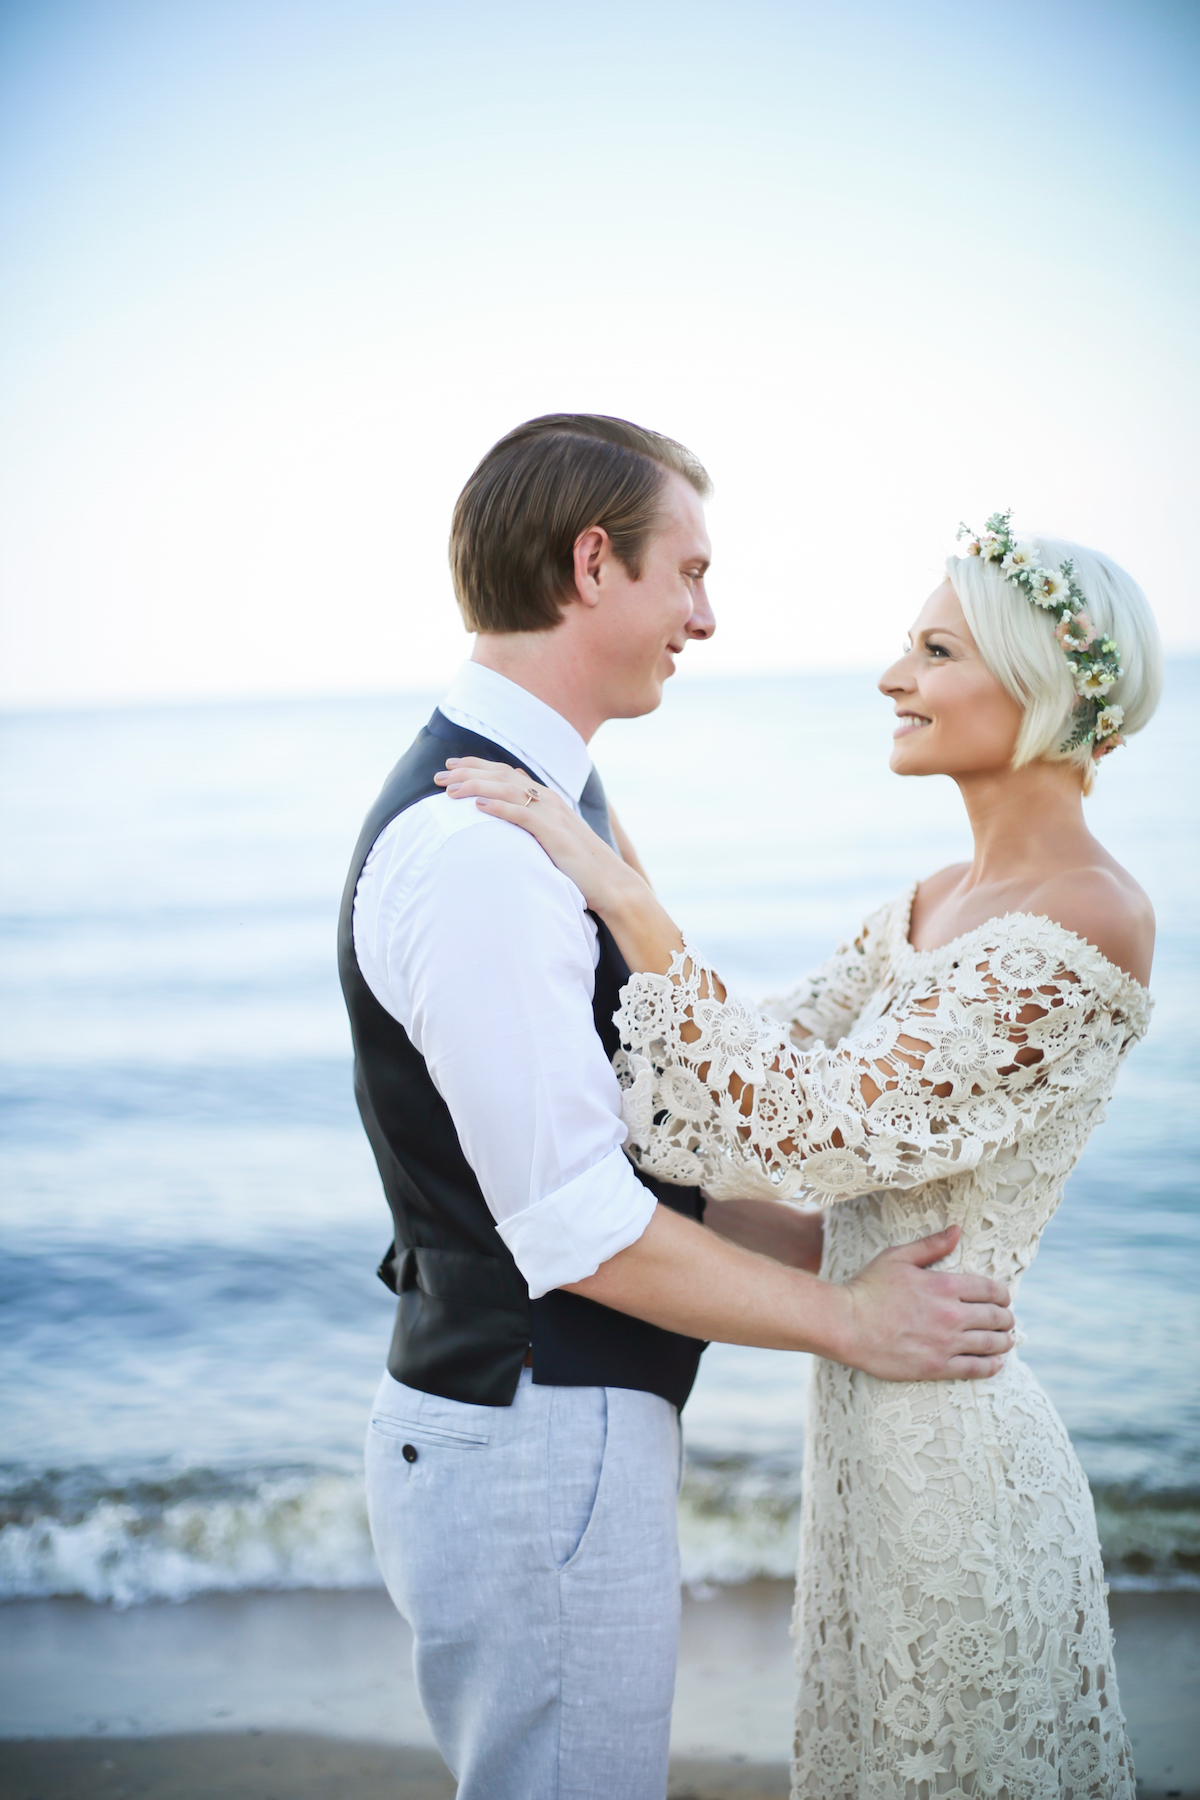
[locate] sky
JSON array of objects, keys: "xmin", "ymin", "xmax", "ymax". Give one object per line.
[{"xmin": 1, "ymin": 0, "xmax": 1197, "ymax": 707}]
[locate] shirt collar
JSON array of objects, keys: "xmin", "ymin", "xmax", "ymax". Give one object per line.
[{"xmin": 438, "ymin": 662, "xmax": 593, "ymax": 806}]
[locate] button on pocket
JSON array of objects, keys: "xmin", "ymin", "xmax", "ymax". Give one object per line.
[{"xmin": 402, "ymin": 1443, "xmax": 418, "ymax": 1464}]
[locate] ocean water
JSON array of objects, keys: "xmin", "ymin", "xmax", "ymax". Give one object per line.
[{"xmin": 1, "ymin": 669, "xmax": 1197, "ymax": 1607}]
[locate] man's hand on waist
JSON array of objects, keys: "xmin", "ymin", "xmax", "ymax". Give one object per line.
[{"xmin": 564, "ymin": 1207, "xmax": 1013, "ymax": 1381}]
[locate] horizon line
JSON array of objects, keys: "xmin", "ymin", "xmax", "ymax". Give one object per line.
[{"xmin": 3, "ymin": 650, "xmax": 1199, "ymax": 723}]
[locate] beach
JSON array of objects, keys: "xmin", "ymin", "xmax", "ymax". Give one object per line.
[
  {"xmin": 3, "ymin": 678, "xmax": 1198, "ymax": 1794},
  {"xmin": 1, "ymin": 1583, "xmax": 1198, "ymax": 1796}
]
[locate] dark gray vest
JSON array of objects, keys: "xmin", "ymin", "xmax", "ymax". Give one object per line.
[{"xmin": 337, "ymin": 711, "xmax": 707, "ymax": 1410}]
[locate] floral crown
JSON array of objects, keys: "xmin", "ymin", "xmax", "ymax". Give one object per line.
[{"xmin": 956, "ymin": 510, "xmax": 1124, "ymax": 760}]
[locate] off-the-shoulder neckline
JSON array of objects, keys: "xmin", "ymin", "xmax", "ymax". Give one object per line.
[{"xmin": 895, "ymin": 880, "xmax": 1152, "ymax": 1001}]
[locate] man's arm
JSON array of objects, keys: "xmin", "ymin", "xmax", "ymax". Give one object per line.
[
  {"xmin": 357, "ymin": 803, "xmax": 661, "ymax": 1297},
  {"xmin": 566, "ymin": 1206, "xmax": 1014, "ymax": 1382}
]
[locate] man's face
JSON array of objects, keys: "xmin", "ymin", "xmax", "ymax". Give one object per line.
[{"xmin": 590, "ymin": 471, "xmax": 715, "ymax": 719}]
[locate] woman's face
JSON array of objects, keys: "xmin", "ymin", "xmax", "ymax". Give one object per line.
[{"xmin": 878, "ymin": 578, "xmax": 1024, "ymax": 778}]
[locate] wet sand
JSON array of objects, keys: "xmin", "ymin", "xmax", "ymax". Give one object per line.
[
  {"xmin": 1, "ymin": 1584, "xmax": 1196, "ymax": 1796},
  {"xmin": 0, "ymin": 1734, "xmax": 793, "ymax": 1799}
]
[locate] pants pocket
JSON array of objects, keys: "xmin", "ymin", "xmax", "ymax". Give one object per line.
[
  {"xmin": 548, "ymin": 1386, "xmax": 607, "ymax": 1570},
  {"xmin": 368, "ymin": 1414, "xmax": 491, "ymax": 1450}
]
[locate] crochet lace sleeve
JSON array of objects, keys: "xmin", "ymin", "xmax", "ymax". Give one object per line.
[
  {"xmin": 761, "ymin": 901, "xmax": 894, "ymax": 1046},
  {"xmin": 614, "ymin": 933, "xmax": 1124, "ymax": 1203}
]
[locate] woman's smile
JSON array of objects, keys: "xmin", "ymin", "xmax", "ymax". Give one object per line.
[{"xmin": 893, "ymin": 710, "xmax": 932, "ymax": 737}]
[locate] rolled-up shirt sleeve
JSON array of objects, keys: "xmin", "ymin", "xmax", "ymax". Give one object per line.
[{"xmin": 352, "ymin": 796, "xmax": 657, "ymax": 1298}]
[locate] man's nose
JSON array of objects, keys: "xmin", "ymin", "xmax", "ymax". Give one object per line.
[{"xmin": 687, "ymin": 583, "xmax": 716, "ymax": 641}]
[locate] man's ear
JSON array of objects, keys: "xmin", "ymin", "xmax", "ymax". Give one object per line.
[{"xmin": 571, "ymin": 526, "xmax": 610, "ymax": 609}]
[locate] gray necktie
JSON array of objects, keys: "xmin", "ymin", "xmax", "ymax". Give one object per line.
[{"xmin": 579, "ymin": 767, "xmax": 617, "ymax": 850}]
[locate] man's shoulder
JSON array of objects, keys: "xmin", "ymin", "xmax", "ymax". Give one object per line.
[
  {"xmin": 368, "ymin": 789, "xmax": 546, "ymax": 873},
  {"xmin": 358, "ymin": 791, "xmax": 572, "ymax": 932}
]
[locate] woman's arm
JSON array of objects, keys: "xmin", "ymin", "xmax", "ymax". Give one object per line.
[
  {"xmin": 614, "ymin": 937, "xmax": 1106, "ymax": 1204},
  {"xmin": 763, "ymin": 906, "xmax": 894, "ymax": 1047},
  {"xmin": 607, "ymin": 802, "xmax": 653, "ymax": 888},
  {"xmin": 435, "ymin": 757, "xmax": 686, "ymax": 971},
  {"xmin": 703, "ymin": 1195, "xmax": 824, "ymax": 1273},
  {"xmin": 438, "ymin": 759, "xmax": 896, "ymax": 1059},
  {"xmin": 434, "ymin": 758, "xmax": 1109, "ymax": 1206}
]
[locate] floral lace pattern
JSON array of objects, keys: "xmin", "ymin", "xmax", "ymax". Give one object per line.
[{"xmin": 614, "ymin": 889, "xmax": 1151, "ymax": 1797}]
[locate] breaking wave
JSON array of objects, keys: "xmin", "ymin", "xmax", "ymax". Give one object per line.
[
  {"xmin": 0, "ymin": 1467, "xmax": 378, "ymax": 1608},
  {"xmin": 2, "ymin": 1460, "xmax": 1196, "ymax": 1608}
]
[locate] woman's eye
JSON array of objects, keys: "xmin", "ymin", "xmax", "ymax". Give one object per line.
[{"xmin": 927, "ymin": 642, "xmax": 950, "ymax": 658}]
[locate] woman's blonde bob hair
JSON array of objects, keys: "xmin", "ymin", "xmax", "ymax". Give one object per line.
[{"xmin": 946, "ymin": 538, "xmax": 1163, "ymax": 794}]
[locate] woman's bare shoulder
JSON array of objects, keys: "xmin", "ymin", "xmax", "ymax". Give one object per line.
[
  {"xmin": 1027, "ymin": 862, "xmax": 1155, "ymax": 987},
  {"xmin": 913, "ymin": 863, "xmax": 971, "ymax": 907}
]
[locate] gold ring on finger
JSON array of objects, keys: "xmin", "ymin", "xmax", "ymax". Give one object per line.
[{"xmin": 523, "ymin": 786, "xmax": 539, "ymax": 807}]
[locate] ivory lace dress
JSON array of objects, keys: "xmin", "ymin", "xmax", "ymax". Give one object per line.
[{"xmin": 613, "ymin": 886, "xmax": 1151, "ymax": 1800}]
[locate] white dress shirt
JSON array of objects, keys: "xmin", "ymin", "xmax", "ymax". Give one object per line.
[{"xmin": 352, "ymin": 661, "xmax": 658, "ymax": 1298}]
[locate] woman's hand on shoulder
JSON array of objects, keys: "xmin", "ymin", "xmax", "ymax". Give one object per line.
[
  {"xmin": 1031, "ymin": 866, "xmax": 1155, "ymax": 987},
  {"xmin": 434, "ymin": 757, "xmax": 642, "ymax": 916},
  {"xmin": 434, "ymin": 757, "xmax": 687, "ymax": 974}
]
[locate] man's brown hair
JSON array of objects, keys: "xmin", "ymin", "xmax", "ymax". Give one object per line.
[{"xmin": 449, "ymin": 413, "xmax": 712, "ymax": 634}]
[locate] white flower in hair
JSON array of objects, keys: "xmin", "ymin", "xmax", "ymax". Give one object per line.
[
  {"xmin": 1094, "ymin": 705, "xmax": 1125, "ymax": 739},
  {"xmin": 1030, "ymin": 566, "xmax": 1072, "ymax": 607},
  {"xmin": 978, "ymin": 534, "xmax": 1005, "ymax": 561},
  {"xmin": 1076, "ymin": 666, "xmax": 1117, "ymax": 698},
  {"xmin": 1002, "ymin": 543, "xmax": 1039, "ymax": 575}
]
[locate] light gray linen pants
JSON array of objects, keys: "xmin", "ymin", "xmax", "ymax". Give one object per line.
[{"xmin": 365, "ymin": 1366, "xmax": 682, "ymax": 1800}]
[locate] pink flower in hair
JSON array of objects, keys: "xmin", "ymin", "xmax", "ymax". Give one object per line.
[{"xmin": 1056, "ymin": 611, "xmax": 1096, "ymax": 651}]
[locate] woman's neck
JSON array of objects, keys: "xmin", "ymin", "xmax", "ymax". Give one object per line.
[{"xmin": 954, "ymin": 760, "xmax": 1094, "ymax": 892}]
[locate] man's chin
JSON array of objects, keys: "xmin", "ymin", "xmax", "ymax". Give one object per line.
[{"xmin": 609, "ymin": 679, "xmax": 666, "ymax": 722}]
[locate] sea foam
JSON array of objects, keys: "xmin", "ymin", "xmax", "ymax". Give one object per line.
[{"xmin": 2, "ymin": 1461, "xmax": 1196, "ymax": 1608}]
